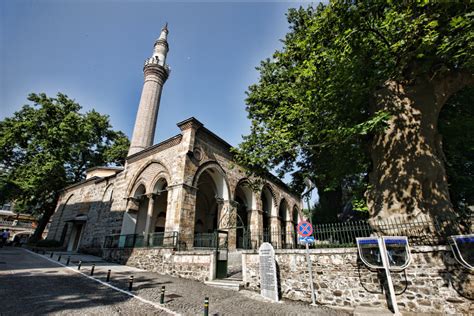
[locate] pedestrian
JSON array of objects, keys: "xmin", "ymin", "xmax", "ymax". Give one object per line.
[
  {"xmin": 0, "ymin": 229, "xmax": 5, "ymax": 248},
  {"xmin": 4, "ymin": 229, "xmax": 11, "ymax": 246}
]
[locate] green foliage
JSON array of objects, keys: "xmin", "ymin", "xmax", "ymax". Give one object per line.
[
  {"xmin": 439, "ymin": 87, "xmax": 474, "ymax": 217},
  {"xmin": 0, "ymin": 93, "xmax": 129, "ymax": 216},
  {"xmin": 234, "ymin": 2, "xmax": 473, "ymax": 215}
]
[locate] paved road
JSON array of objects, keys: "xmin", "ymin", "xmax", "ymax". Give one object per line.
[
  {"xmin": 0, "ymin": 247, "xmax": 349, "ymax": 315},
  {"xmin": 0, "ymin": 247, "xmax": 171, "ymax": 315}
]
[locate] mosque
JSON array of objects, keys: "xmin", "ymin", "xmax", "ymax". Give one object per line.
[{"xmin": 46, "ymin": 25, "xmax": 302, "ymax": 276}]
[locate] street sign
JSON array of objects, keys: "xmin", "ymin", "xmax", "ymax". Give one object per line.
[
  {"xmin": 297, "ymin": 221, "xmax": 313, "ymax": 237},
  {"xmin": 299, "ymin": 236, "xmax": 315, "ymax": 244}
]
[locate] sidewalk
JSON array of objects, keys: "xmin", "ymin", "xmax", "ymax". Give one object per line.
[{"xmin": 32, "ymin": 249, "xmax": 348, "ymax": 316}]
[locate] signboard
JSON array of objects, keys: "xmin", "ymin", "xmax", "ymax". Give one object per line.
[
  {"xmin": 356, "ymin": 236, "xmax": 411, "ymax": 270},
  {"xmin": 356, "ymin": 236, "xmax": 411, "ymax": 315},
  {"xmin": 449, "ymin": 234, "xmax": 474, "ymax": 270},
  {"xmin": 383, "ymin": 236, "xmax": 411, "ymax": 270},
  {"xmin": 297, "ymin": 221, "xmax": 313, "ymax": 237},
  {"xmin": 258, "ymin": 242, "xmax": 279, "ymax": 301},
  {"xmin": 299, "ymin": 236, "xmax": 315, "ymax": 244}
]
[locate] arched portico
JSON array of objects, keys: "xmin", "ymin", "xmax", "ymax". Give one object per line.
[
  {"xmin": 234, "ymin": 181, "xmax": 254, "ymax": 249},
  {"xmin": 261, "ymin": 185, "xmax": 276, "ymax": 244},
  {"xmin": 192, "ymin": 162, "xmax": 231, "ymax": 248}
]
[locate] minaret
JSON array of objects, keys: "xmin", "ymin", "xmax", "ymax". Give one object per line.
[{"xmin": 128, "ymin": 23, "xmax": 170, "ymax": 156}]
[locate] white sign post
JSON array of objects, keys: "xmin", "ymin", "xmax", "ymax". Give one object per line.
[
  {"xmin": 297, "ymin": 221, "xmax": 317, "ymax": 306},
  {"xmin": 378, "ymin": 238, "xmax": 400, "ymax": 315}
]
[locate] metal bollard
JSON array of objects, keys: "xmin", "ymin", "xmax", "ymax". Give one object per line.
[
  {"xmin": 160, "ymin": 286, "xmax": 165, "ymax": 304},
  {"xmin": 106, "ymin": 269, "xmax": 111, "ymax": 282},
  {"xmin": 204, "ymin": 297, "xmax": 209, "ymax": 316},
  {"xmin": 66, "ymin": 256, "xmax": 71, "ymax": 266},
  {"xmin": 78, "ymin": 260, "xmax": 82, "ymax": 270},
  {"xmin": 57, "ymin": 254, "xmax": 62, "ymax": 262},
  {"xmin": 128, "ymin": 276, "xmax": 134, "ymax": 291},
  {"xmin": 90, "ymin": 264, "xmax": 95, "ymax": 276},
  {"xmin": 42, "ymin": 250, "xmax": 46, "ymax": 255},
  {"xmin": 50, "ymin": 252, "xmax": 54, "ymax": 258}
]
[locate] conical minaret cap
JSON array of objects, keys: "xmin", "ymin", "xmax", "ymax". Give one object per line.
[{"xmin": 158, "ymin": 22, "xmax": 169, "ymax": 41}]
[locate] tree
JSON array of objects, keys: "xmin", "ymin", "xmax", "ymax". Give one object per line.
[
  {"xmin": 0, "ymin": 93, "xmax": 129, "ymax": 242},
  {"xmin": 234, "ymin": 2, "xmax": 473, "ymax": 223}
]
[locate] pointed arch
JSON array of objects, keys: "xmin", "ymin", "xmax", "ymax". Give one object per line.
[{"xmin": 126, "ymin": 159, "xmax": 170, "ymax": 196}]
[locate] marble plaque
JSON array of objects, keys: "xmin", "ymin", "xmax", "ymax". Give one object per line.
[{"xmin": 259, "ymin": 242, "xmax": 279, "ymax": 301}]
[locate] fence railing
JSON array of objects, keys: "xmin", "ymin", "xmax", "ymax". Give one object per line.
[
  {"xmin": 103, "ymin": 231, "xmax": 179, "ymax": 250},
  {"xmin": 251, "ymin": 214, "xmax": 473, "ymax": 250}
]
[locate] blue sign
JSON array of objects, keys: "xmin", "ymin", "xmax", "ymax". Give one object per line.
[
  {"xmin": 297, "ymin": 221, "xmax": 313, "ymax": 237},
  {"xmin": 358, "ymin": 238, "xmax": 378, "ymax": 245},
  {"xmin": 299, "ymin": 236, "xmax": 315, "ymax": 244},
  {"xmin": 384, "ymin": 238, "xmax": 408, "ymax": 245}
]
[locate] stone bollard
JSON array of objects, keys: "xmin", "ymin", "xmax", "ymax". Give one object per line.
[
  {"xmin": 204, "ymin": 297, "xmax": 209, "ymax": 316},
  {"xmin": 160, "ymin": 286, "xmax": 165, "ymax": 304},
  {"xmin": 90, "ymin": 264, "xmax": 95, "ymax": 276}
]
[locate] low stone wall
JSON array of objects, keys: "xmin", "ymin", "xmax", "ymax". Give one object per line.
[
  {"xmin": 242, "ymin": 246, "xmax": 473, "ymax": 314},
  {"xmin": 102, "ymin": 247, "xmax": 215, "ymax": 282}
]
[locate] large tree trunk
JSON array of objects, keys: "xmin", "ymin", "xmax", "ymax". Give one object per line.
[
  {"xmin": 29, "ymin": 194, "xmax": 60, "ymax": 243},
  {"xmin": 367, "ymin": 72, "xmax": 474, "ymax": 223}
]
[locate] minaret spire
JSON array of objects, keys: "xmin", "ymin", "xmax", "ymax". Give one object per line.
[{"xmin": 128, "ymin": 25, "xmax": 171, "ymax": 156}]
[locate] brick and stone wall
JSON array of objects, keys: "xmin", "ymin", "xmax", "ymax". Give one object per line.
[
  {"xmin": 242, "ymin": 246, "xmax": 473, "ymax": 314},
  {"xmin": 102, "ymin": 248, "xmax": 215, "ymax": 282}
]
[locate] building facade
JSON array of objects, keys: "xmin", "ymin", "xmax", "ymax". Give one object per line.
[{"xmin": 47, "ymin": 25, "xmax": 302, "ymax": 256}]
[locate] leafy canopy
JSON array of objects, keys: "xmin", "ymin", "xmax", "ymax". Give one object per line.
[
  {"xmin": 0, "ymin": 93, "xmax": 129, "ymax": 214},
  {"xmin": 234, "ymin": 1, "xmax": 473, "ymax": 198}
]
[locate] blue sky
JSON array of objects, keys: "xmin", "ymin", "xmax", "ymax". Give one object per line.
[
  {"xmin": 1, "ymin": 0, "xmax": 317, "ymax": 145},
  {"xmin": 1, "ymin": 0, "xmax": 319, "ymax": 201}
]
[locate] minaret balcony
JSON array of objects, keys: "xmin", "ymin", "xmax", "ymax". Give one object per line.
[{"xmin": 144, "ymin": 57, "xmax": 170, "ymax": 73}]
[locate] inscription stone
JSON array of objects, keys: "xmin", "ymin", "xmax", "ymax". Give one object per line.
[{"xmin": 259, "ymin": 242, "xmax": 279, "ymax": 301}]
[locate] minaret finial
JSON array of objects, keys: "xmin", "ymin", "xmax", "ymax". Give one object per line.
[{"xmin": 162, "ymin": 22, "xmax": 168, "ymax": 33}]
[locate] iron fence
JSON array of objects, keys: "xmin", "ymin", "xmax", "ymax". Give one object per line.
[
  {"xmin": 251, "ymin": 214, "xmax": 473, "ymax": 250},
  {"xmin": 103, "ymin": 231, "xmax": 179, "ymax": 249},
  {"xmin": 193, "ymin": 232, "xmax": 229, "ymax": 249}
]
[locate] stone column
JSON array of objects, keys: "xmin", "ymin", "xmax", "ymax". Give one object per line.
[
  {"xmin": 286, "ymin": 220, "xmax": 295, "ymax": 247},
  {"xmin": 270, "ymin": 216, "xmax": 281, "ymax": 248},
  {"xmin": 218, "ymin": 200, "xmax": 236, "ymax": 251},
  {"xmin": 144, "ymin": 193, "xmax": 156, "ymax": 236},
  {"xmin": 248, "ymin": 209, "xmax": 262, "ymax": 249},
  {"xmin": 164, "ymin": 184, "xmax": 197, "ymax": 250}
]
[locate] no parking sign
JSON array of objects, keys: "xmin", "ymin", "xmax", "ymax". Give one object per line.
[{"xmin": 297, "ymin": 221, "xmax": 313, "ymax": 237}]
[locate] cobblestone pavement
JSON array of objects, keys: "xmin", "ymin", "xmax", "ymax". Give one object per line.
[
  {"xmin": 0, "ymin": 247, "xmax": 171, "ymax": 315},
  {"xmin": 0, "ymin": 247, "xmax": 350, "ymax": 316}
]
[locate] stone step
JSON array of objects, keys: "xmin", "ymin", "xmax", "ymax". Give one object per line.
[{"xmin": 204, "ymin": 279, "xmax": 243, "ymax": 291}]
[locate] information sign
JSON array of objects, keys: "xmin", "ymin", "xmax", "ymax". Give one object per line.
[{"xmin": 299, "ymin": 236, "xmax": 315, "ymax": 244}]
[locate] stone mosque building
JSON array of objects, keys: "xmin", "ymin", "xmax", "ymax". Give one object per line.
[{"xmin": 47, "ymin": 25, "xmax": 302, "ymax": 268}]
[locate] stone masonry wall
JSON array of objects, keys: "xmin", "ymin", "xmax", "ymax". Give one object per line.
[
  {"xmin": 242, "ymin": 246, "xmax": 473, "ymax": 314},
  {"xmin": 102, "ymin": 248, "xmax": 214, "ymax": 282}
]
